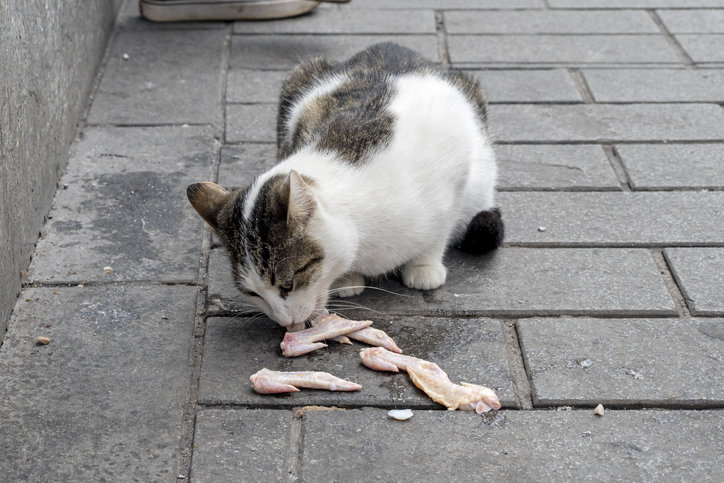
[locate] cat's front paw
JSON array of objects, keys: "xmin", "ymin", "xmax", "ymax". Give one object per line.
[
  {"xmin": 331, "ymin": 273, "xmax": 366, "ymax": 298},
  {"xmin": 402, "ymin": 263, "xmax": 447, "ymax": 291}
]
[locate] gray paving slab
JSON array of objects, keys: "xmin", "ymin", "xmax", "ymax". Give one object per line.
[
  {"xmin": 676, "ymin": 34, "xmax": 724, "ymax": 62},
  {"xmin": 0, "ymin": 285, "xmax": 195, "ymax": 481},
  {"xmin": 469, "ymin": 69, "xmax": 582, "ymax": 103},
  {"xmin": 301, "ymin": 409, "xmax": 724, "ymax": 481},
  {"xmin": 495, "ymin": 144, "xmax": 620, "ymax": 189},
  {"xmin": 549, "ymin": 0, "xmax": 724, "ymax": 7},
  {"xmin": 583, "ymin": 68, "xmax": 724, "ymax": 102},
  {"xmin": 209, "ymin": 248, "xmax": 676, "ymax": 317},
  {"xmin": 227, "ymin": 69, "xmax": 288, "ymax": 103},
  {"xmin": 666, "ymin": 248, "xmax": 724, "ymax": 315},
  {"xmin": 226, "ymin": 103, "xmax": 277, "ymax": 143},
  {"xmin": 233, "ymin": 8, "xmax": 435, "ymax": 34},
  {"xmin": 490, "ymin": 103, "xmax": 724, "ymax": 142},
  {"xmin": 219, "ymin": 143, "xmax": 278, "ymax": 187},
  {"xmin": 616, "ymin": 143, "xmax": 724, "ymax": 189},
  {"xmin": 88, "ymin": 29, "xmax": 226, "ymax": 125},
  {"xmin": 198, "ymin": 315, "xmax": 515, "ymax": 408},
  {"xmin": 26, "ymin": 125, "xmax": 215, "ymax": 284},
  {"xmin": 229, "ymin": 35, "xmax": 439, "ymax": 70},
  {"xmin": 192, "ymin": 409, "xmax": 292, "ymax": 482},
  {"xmin": 448, "ymin": 34, "xmax": 680, "ymax": 65},
  {"xmin": 444, "ymin": 10, "xmax": 659, "ymax": 34},
  {"xmin": 657, "ymin": 9, "xmax": 724, "ymax": 33},
  {"xmin": 347, "ymin": 0, "xmax": 544, "ymax": 8},
  {"xmin": 517, "ymin": 317, "xmax": 724, "ymax": 407},
  {"xmin": 499, "ymin": 191, "xmax": 724, "ymax": 246}
]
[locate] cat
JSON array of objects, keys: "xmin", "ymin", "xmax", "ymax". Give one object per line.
[{"xmin": 187, "ymin": 42, "xmax": 503, "ymax": 330}]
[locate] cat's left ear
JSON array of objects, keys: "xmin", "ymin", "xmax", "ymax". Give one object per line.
[
  {"xmin": 286, "ymin": 170, "xmax": 316, "ymax": 232},
  {"xmin": 187, "ymin": 182, "xmax": 230, "ymax": 230}
]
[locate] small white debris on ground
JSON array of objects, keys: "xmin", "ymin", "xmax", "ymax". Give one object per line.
[
  {"xmin": 538, "ymin": 226, "xmax": 546, "ymax": 232},
  {"xmin": 388, "ymin": 409, "xmax": 414, "ymax": 421},
  {"xmin": 122, "ymin": 53, "xmax": 129, "ymax": 60},
  {"xmin": 594, "ymin": 404, "xmax": 605, "ymax": 416}
]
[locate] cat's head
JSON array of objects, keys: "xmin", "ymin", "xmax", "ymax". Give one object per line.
[{"xmin": 187, "ymin": 170, "xmax": 349, "ymax": 328}]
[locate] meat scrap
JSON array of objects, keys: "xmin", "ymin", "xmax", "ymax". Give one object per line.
[
  {"xmin": 280, "ymin": 316, "xmax": 372, "ymax": 357},
  {"xmin": 250, "ymin": 368, "xmax": 362, "ymax": 394},
  {"xmin": 313, "ymin": 313, "xmax": 402, "ymax": 353},
  {"xmin": 360, "ymin": 347, "xmax": 501, "ymax": 414}
]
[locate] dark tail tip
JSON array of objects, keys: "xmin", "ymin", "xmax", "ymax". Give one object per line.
[{"xmin": 458, "ymin": 208, "xmax": 504, "ymax": 255}]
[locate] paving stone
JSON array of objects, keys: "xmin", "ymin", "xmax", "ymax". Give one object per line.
[
  {"xmin": 583, "ymin": 69, "xmax": 724, "ymax": 102},
  {"xmin": 676, "ymin": 34, "xmax": 724, "ymax": 62},
  {"xmin": 549, "ymin": 0, "xmax": 724, "ymax": 7},
  {"xmin": 448, "ymin": 35, "xmax": 680, "ymax": 65},
  {"xmin": 500, "ymin": 191, "xmax": 724, "ymax": 246},
  {"xmin": 192, "ymin": 409, "xmax": 292, "ymax": 482},
  {"xmin": 26, "ymin": 125, "xmax": 215, "ymax": 284},
  {"xmin": 301, "ymin": 409, "xmax": 724, "ymax": 481},
  {"xmin": 490, "ymin": 104, "xmax": 724, "ymax": 142},
  {"xmin": 219, "ymin": 143, "xmax": 278, "ymax": 188},
  {"xmin": 230, "ymin": 35, "xmax": 439, "ymax": 70},
  {"xmin": 348, "ymin": 0, "xmax": 544, "ymax": 8},
  {"xmin": 665, "ymin": 248, "xmax": 724, "ymax": 315},
  {"xmin": 233, "ymin": 8, "xmax": 435, "ymax": 34},
  {"xmin": 0, "ymin": 285, "xmax": 195, "ymax": 481},
  {"xmin": 227, "ymin": 69, "xmax": 288, "ymax": 103},
  {"xmin": 198, "ymin": 316, "xmax": 515, "ymax": 408},
  {"xmin": 88, "ymin": 29, "xmax": 226, "ymax": 125},
  {"xmin": 210, "ymin": 248, "xmax": 676, "ymax": 317},
  {"xmin": 469, "ymin": 69, "xmax": 582, "ymax": 103},
  {"xmin": 657, "ymin": 9, "xmax": 724, "ymax": 33},
  {"xmin": 616, "ymin": 143, "xmax": 724, "ymax": 189},
  {"xmin": 445, "ymin": 10, "xmax": 659, "ymax": 34},
  {"xmin": 495, "ymin": 144, "xmax": 619, "ymax": 189},
  {"xmin": 226, "ymin": 104, "xmax": 277, "ymax": 143},
  {"xmin": 517, "ymin": 317, "xmax": 724, "ymax": 406}
]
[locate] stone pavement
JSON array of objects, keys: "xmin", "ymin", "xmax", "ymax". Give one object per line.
[{"xmin": 1, "ymin": 0, "xmax": 723, "ymax": 480}]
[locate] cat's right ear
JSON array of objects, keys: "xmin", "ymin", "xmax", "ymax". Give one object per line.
[{"xmin": 187, "ymin": 182, "xmax": 230, "ymax": 230}]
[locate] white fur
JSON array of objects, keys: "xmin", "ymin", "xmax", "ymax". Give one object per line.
[{"xmin": 243, "ymin": 72, "xmax": 497, "ymax": 326}]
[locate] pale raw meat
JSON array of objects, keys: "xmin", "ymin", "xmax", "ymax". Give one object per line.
[
  {"xmin": 250, "ymin": 368, "xmax": 362, "ymax": 394},
  {"xmin": 280, "ymin": 316, "xmax": 371, "ymax": 357},
  {"xmin": 360, "ymin": 347, "xmax": 501, "ymax": 414},
  {"xmin": 313, "ymin": 313, "xmax": 402, "ymax": 353}
]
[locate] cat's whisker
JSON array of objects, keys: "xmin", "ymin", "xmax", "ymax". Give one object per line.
[{"xmin": 327, "ymin": 285, "xmax": 414, "ymax": 299}]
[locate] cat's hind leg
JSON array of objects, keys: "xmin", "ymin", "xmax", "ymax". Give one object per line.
[
  {"xmin": 458, "ymin": 208, "xmax": 504, "ymax": 255},
  {"xmin": 402, "ymin": 242, "xmax": 448, "ymax": 291},
  {"xmin": 330, "ymin": 272, "xmax": 366, "ymax": 298}
]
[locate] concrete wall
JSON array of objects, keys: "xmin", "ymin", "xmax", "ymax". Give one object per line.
[{"xmin": 0, "ymin": 1, "xmax": 123, "ymax": 337}]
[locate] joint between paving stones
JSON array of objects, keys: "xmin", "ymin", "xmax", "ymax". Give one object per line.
[
  {"xmin": 652, "ymin": 249, "xmax": 693, "ymax": 318},
  {"xmin": 435, "ymin": 11, "xmax": 451, "ymax": 69},
  {"xmin": 502, "ymin": 320, "xmax": 534, "ymax": 410},
  {"xmin": 567, "ymin": 68, "xmax": 595, "ymax": 103},
  {"xmin": 605, "ymin": 144, "xmax": 634, "ymax": 192},
  {"xmin": 647, "ymin": 10, "xmax": 695, "ymax": 67},
  {"xmin": 176, "ymin": 230, "xmax": 213, "ymax": 479}
]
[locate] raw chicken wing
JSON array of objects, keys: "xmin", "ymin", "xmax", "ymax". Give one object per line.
[
  {"xmin": 360, "ymin": 347, "xmax": 501, "ymax": 414},
  {"xmin": 250, "ymin": 368, "xmax": 362, "ymax": 394}
]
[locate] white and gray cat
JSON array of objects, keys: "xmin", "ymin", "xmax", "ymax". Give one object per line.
[{"xmin": 188, "ymin": 42, "xmax": 503, "ymax": 330}]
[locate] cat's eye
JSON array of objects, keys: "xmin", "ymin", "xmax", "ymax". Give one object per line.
[
  {"xmin": 242, "ymin": 289, "xmax": 259, "ymax": 298},
  {"xmin": 279, "ymin": 282, "xmax": 293, "ymax": 293}
]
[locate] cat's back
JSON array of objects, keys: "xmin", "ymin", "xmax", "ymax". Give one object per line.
[{"xmin": 277, "ymin": 43, "xmax": 487, "ymax": 163}]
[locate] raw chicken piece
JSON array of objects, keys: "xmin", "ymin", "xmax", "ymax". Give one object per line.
[
  {"xmin": 360, "ymin": 347, "xmax": 501, "ymax": 414},
  {"xmin": 250, "ymin": 368, "xmax": 362, "ymax": 394},
  {"xmin": 280, "ymin": 316, "xmax": 371, "ymax": 357},
  {"xmin": 314, "ymin": 313, "xmax": 402, "ymax": 353}
]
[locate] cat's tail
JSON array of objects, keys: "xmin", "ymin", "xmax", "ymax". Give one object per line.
[{"xmin": 458, "ymin": 208, "xmax": 504, "ymax": 255}]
